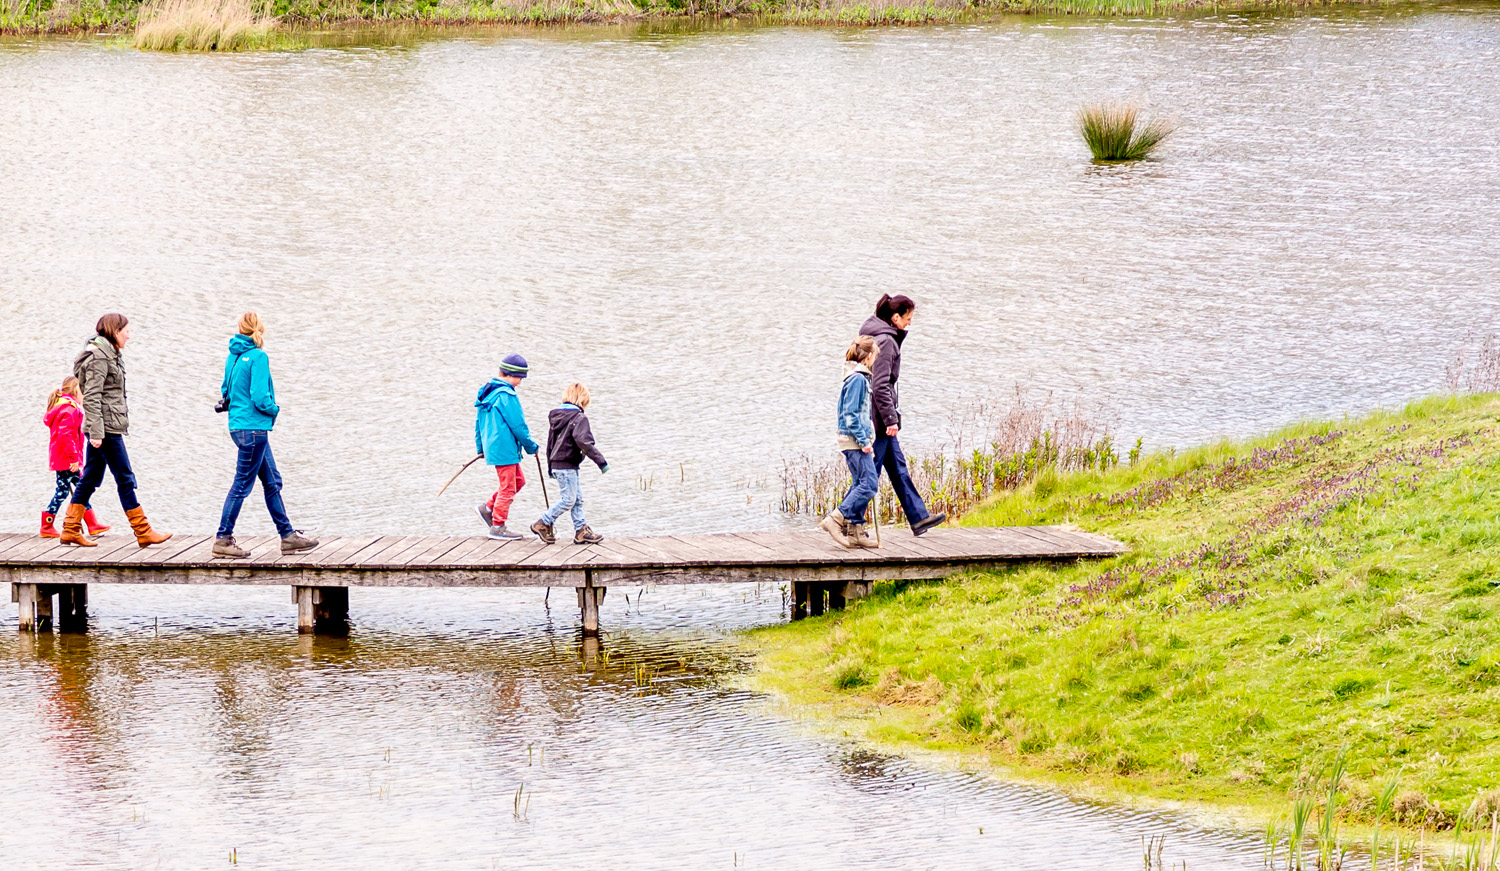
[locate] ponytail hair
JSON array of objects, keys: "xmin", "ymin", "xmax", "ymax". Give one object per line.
[
  {"xmin": 238, "ymin": 311, "xmax": 265, "ymax": 348},
  {"xmin": 875, "ymin": 294, "xmax": 916, "ymax": 324},
  {"xmin": 46, "ymin": 376, "xmax": 81, "ymax": 413},
  {"xmin": 95, "ymin": 313, "xmax": 129, "ymax": 348},
  {"xmin": 845, "ymin": 336, "xmax": 879, "ymax": 367}
]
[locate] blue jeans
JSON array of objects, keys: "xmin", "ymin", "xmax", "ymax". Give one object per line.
[
  {"xmin": 872, "ymin": 433, "xmax": 930, "ymax": 526},
  {"xmin": 217, "ymin": 430, "xmax": 293, "ymax": 538},
  {"xmin": 838, "ymin": 449, "xmax": 879, "ymax": 524},
  {"xmin": 71, "ymin": 433, "xmax": 138, "ymax": 511},
  {"xmin": 539, "ymin": 469, "xmax": 586, "ymax": 532}
]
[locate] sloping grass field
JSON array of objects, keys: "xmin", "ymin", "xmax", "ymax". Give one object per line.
[{"xmin": 752, "ymin": 394, "xmax": 1500, "ymax": 839}]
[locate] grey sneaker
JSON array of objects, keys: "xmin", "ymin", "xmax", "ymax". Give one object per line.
[
  {"xmin": 487, "ymin": 525, "xmax": 524, "ymax": 541},
  {"xmin": 280, "ymin": 531, "xmax": 319, "ymax": 554},
  {"xmin": 475, "ymin": 503, "xmax": 495, "ymax": 531},
  {"xmin": 819, "ymin": 512, "xmax": 852, "ymax": 547},
  {"xmin": 212, "ymin": 536, "xmax": 248, "ymax": 559}
]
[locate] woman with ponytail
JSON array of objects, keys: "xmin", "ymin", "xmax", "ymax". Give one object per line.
[
  {"xmin": 858, "ymin": 294, "xmax": 946, "ymax": 536},
  {"xmin": 212, "ymin": 312, "xmax": 318, "ymax": 559}
]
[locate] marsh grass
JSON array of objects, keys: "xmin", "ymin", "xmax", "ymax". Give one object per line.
[
  {"xmin": 1079, "ymin": 102, "xmax": 1175, "ymax": 162},
  {"xmin": 754, "ymin": 392, "xmax": 1500, "ymax": 838},
  {"xmin": 133, "ymin": 0, "xmax": 274, "ymax": 48},
  {"xmin": 780, "ymin": 387, "xmax": 1120, "ymax": 526}
]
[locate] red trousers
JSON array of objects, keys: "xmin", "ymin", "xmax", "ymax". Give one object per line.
[{"xmin": 485, "ymin": 464, "xmax": 525, "ymax": 525}]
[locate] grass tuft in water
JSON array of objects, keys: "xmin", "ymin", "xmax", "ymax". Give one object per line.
[{"xmin": 1078, "ymin": 102, "xmax": 1175, "ymax": 162}]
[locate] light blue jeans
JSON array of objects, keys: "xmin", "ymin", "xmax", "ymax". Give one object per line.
[{"xmin": 540, "ymin": 469, "xmax": 587, "ymax": 532}]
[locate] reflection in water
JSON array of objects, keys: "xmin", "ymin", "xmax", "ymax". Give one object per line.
[{"xmin": 3, "ymin": 584, "xmax": 1266, "ymax": 870}]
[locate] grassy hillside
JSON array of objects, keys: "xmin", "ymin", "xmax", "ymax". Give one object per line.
[{"xmin": 752, "ymin": 394, "xmax": 1500, "ymax": 840}]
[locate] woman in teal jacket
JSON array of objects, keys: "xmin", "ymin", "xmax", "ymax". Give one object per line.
[{"xmin": 212, "ymin": 312, "xmax": 317, "ymax": 559}]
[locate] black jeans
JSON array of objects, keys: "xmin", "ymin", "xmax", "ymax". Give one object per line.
[{"xmin": 71, "ymin": 433, "xmax": 139, "ymax": 511}]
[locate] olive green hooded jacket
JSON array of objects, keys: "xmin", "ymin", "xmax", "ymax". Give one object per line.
[{"xmin": 73, "ymin": 336, "xmax": 128, "ymax": 441}]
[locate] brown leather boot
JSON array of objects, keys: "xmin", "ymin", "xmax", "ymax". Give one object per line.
[
  {"xmin": 60, "ymin": 504, "xmax": 97, "ymax": 547},
  {"xmin": 125, "ymin": 506, "xmax": 172, "ymax": 547}
]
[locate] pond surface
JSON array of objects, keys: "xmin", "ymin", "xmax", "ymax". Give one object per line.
[{"xmin": 2, "ymin": 6, "xmax": 1499, "ymax": 868}]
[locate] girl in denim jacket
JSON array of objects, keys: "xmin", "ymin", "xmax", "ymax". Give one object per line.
[{"xmin": 821, "ymin": 337, "xmax": 880, "ymax": 549}]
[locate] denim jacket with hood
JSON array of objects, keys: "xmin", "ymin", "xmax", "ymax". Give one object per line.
[
  {"xmin": 836, "ymin": 361, "xmax": 875, "ymax": 451},
  {"xmin": 221, "ymin": 333, "xmax": 279, "ymax": 432},
  {"xmin": 475, "ymin": 379, "xmax": 539, "ymax": 466}
]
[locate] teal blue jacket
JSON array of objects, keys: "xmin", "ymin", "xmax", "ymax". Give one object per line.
[
  {"xmin": 222, "ymin": 334, "xmax": 278, "ymax": 431},
  {"xmin": 475, "ymin": 379, "xmax": 538, "ymax": 466}
]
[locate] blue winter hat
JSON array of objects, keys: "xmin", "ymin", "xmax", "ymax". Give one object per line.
[{"xmin": 499, "ymin": 353, "xmax": 529, "ymax": 378}]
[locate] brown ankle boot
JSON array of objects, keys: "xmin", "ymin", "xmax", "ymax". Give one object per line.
[
  {"xmin": 125, "ymin": 506, "xmax": 172, "ymax": 547},
  {"xmin": 60, "ymin": 504, "xmax": 97, "ymax": 547}
]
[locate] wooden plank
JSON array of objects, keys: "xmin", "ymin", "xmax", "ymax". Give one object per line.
[
  {"xmin": 372, "ymin": 536, "xmax": 452, "ymax": 569},
  {"xmin": 578, "ymin": 539, "xmax": 659, "ymax": 568},
  {"xmin": 1009, "ymin": 526, "xmax": 1111, "ymax": 555},
  {"xmin": 405, "ymin": 536, "xmax": 473, "ymax": 567},
  {"xmin": 448, "ymin": 539, "xmax": 519, "ymax": 567},
  {"xmin": 311, "ymin": 535, "xmax": 385, "ymax": 568},
  {"xmin": 0, "ymin": 536, "xmax": 73, "ymax": 564},
  {"xmin": 973, "ymin": 527, "xmax": 1066, "ymax": 557},
  {"xmin": 114, "ymin": 534, "xmax": 207, "ymax": 565},
  {"xmin": 162, "ymin": 536, "xmax": 223, "ymax": 566},
  {"xmin": 469, "ymin": 538, "xmax": 550, "ymax": 567},
  {"xmin": 0, "ymin": 533, "xmax": 41, "ymax": 560},
  {"xmin": 41, "ymin": 535, "xmax": 143, "ymax": 565},
  {"xmin": 347, "ymin": 535, "xmax": 427, "ymax": 568},
  {"xmin": 663, "ymin": 534, "xmax": 750, "ymax": 564},
  {"xmin": 589, "ymin": 536, "xmax": 677, "ymax": 566},
  {"xmin": 735, "ymin": 531, "xmax": 866, "ymax": 564}
]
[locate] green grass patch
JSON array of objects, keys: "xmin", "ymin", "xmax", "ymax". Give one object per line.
[{"xmin": 752, "ymin": 394, "xmax": 1500, "ymax": 832}]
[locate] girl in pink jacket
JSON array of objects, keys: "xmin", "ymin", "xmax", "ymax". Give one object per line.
[{"xmin": 41, "ymin": 377, "xmax": 110, "ymax": 538}]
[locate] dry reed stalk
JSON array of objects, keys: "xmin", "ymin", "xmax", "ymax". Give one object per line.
[
  {"xmin": 1446, "ymin": 333, "xmax": 1500, "ymax": 395},
  {"xmin": 134, "ymin": 0, "xmax": 275, "ymax": 50},
  {"xmin": 780, "ymin": 387, "xmax": 1120, "ymax": 526}
]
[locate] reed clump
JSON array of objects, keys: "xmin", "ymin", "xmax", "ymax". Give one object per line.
[
  {"xmin": 780, "ymin": 387, "xmax": 1121, "ymax": 526},
  {"xmin": 1078, "ymin": 102, "xmax": 1175, "ymax": 162},
  {"xmin": 133, "ymin": 0, "xmax": 274, "ymax": 50}
]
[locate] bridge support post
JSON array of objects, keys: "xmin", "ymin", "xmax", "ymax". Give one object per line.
[
  {"xmin": 14, "ymin": 583, "xmax": 52, "ymax": 632},
  {"xmin": 57, "ymin": 584, "xmax": 88, "ymax": 633},
  {"xmin": 577, "ymin": 573, "xmax": 605, "ymax": 637},
  {"xmin": 791, "ymin": 581, "xmax": 809, "ymax": 620},
  {"xmin": 792, "ymin": 581, "xmax": 869, "ymax": 621},
  {"xmin": 293, "ymin": 586, "xmax": 349, "ymax": 636}
]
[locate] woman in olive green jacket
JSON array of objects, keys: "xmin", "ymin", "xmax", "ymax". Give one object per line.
[{"xmin": 60, "ymin": 313, "xmax": 172, "ymax": 548}]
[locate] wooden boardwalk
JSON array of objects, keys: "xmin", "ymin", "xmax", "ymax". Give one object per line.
[{"xmin": 4, "ymin": 526, "xmax": 1124, "ymax": 635}]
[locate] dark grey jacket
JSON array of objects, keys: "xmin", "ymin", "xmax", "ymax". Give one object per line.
[
  {"xmin": 859, "ymin": 314, "xmax": 905, "ymax": 433},
  {"xmin": 546, "ymin": 404, "xmax": 607, "ymax": 473},
  {"xmin": 73, "ymin": 336, "xmax": 128, "ymax": 440}
]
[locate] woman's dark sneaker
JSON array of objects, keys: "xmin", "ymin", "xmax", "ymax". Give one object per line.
[
  {"xmin": 530, "ymin": 519, "xmax": 556, "ymax": 544},
  {"xmin": 281, "ymin": 531, "xmax": 319, "ymax": 554},
  {"xmin": 911, "ymin": 513, "xmax": 947, "ymax": 537},
  {"xmin": 574, "ymin": 526, "xmax": 604, "ymax": 545},
  {"xmin": 212, "ymin": 536, "xmax": 248, "ymax": 559},
  {"xmin": 488, "ymin": 525, "xmax": 524, "ymax": 541},
  {"xmin": 475, "ymin": 503, "xmax": 495, "ymax": 531}
]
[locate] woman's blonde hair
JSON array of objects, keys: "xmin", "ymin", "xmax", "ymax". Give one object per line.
[
  {"xmin": 238, "ymin": 312, "xmax": 265, "ymax": 348},
  {"xmin": 845, "ymin": 336, "xmax": 879, "ymax": 366},
  {"xmin": 562, "ymin": 382, "xmax": 591, "ymax": 409},
  {"xmin": 46, "ymin": 376, "xmax": 81, "ymax": 412}
]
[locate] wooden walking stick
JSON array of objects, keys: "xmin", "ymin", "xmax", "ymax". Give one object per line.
[
  {"xmin": 872, "ymin": 487, "xmax": 882, "ymax": 547},
  {"xmin": 535, "ymin": 453, "xmax": 550, "ymax": 509},
  {"xmin": 437, "ymin": 454, "xmax": 483, "ymax": 497}
]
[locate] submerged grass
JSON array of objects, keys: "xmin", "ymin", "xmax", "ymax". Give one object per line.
[
  {"xmin": 1079, "ymin": 102, "xmax": 1175, "ymax": 161},
  {"xmin": 752, "ymin": 391, "xmax": 1500, "ymax": 845}
]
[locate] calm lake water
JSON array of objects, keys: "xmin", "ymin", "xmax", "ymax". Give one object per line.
[{"xmin": 3, "ymin": 6, "xmax": 1499, "ymax": 868}]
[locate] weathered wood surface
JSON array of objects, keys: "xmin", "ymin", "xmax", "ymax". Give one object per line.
[{"xmin": 0, "ymin": 527, "xmax": 1124, "ymax": 588}]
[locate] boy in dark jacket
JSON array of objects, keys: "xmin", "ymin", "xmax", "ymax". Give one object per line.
[{"xmin": 530, "ymin": 382, "xmax": 608, "ymax": 545}]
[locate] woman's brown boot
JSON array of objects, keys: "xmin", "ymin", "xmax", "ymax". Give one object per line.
[
  {"xmin": 60, "ymin": 504, "xmax": 98, "ymax": 547},
  {"xmin": 125, "ymin": 506, "xmax": 173, "ymax": 547}
]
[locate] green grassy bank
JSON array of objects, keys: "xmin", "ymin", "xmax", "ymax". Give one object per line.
[
  {"xmin": 751, "ymin": 394, "xmax": 1500, "ymax": 843},
  {"xmin": 0, "ymin": 0, "xmax": 1423, "ymax": 38}
]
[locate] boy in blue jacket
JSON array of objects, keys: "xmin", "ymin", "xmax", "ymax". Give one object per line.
[{"xmin": 475, "ymin": 353, "xmax": 539, "ymax": 541}]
